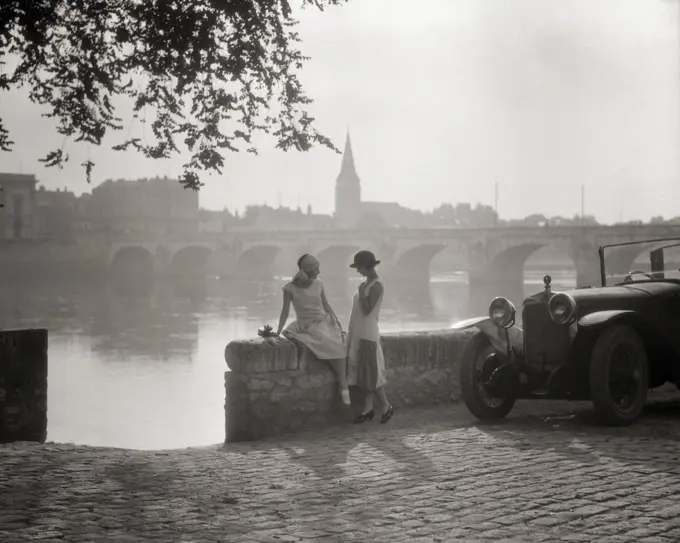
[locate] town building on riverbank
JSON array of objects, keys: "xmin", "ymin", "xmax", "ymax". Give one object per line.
[
  {"xmin": 87, "ymin": 176, "xmax": 199, "ymax": 236},
  {"xmin": 35, "ymin": 186, "xmax": 79, "ymax": 241},
  {"xmin": 0, "ymin": 173, "xmax": 39, "ymax": 240},
  {"xmin": 234, "ymin": 203, "xmax": 335, "ymax": 231},
  {"xmin": 199, "ymin": 208, "xmax": 241, "ymax": 233}
]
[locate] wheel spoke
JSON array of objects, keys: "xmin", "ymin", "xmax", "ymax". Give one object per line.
[
  {"xmin": 474, "ymin": 346, "xmax": 506, "ymax": 408},
  {"xmin": 607, "ymin": 342, "xmax": 642, "ymax": 413}
]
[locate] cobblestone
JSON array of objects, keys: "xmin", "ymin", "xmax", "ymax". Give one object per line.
[{"xmin": 2, "ymin": 398, "xmax": 680, "ymax": 542}]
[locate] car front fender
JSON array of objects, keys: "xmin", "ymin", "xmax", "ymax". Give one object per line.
[
  {"xmin": 576, "ymin": 309, "xmax": 680, "ymax": 365},
  {"xmin": 451, "ymin": 317, "xmax": 524, "ymax": 355},
  {"xmin": 578, "ymin": 310, "xmax": 638, "ymax": 328}
]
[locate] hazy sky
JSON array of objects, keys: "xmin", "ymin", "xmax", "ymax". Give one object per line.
[{"xmin": 0, "ymin": 0, "xmax": 678, "ymax": 223}]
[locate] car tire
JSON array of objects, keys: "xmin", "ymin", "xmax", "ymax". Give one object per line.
[
  {"xmin": 460, "ymin": 332, "xmax": 516, "ymax": 420},
  {"xmin": 590, "ymin": 325, "xmax": 649, "ymax": 426}
]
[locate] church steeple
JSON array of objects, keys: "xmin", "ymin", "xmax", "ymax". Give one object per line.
[
  {"xmin": 334, "ymin": 129, "xmax": 361, "ymax": 220},
  {"xmin": 336, "ymin": 131, "xmax": 360, "ymax": 186}
]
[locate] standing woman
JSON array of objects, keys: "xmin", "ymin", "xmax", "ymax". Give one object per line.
[
  {"xmin": 275, "ymin": 254, "xmax": 350, "ymax": 405},
  {"xmin": 346, "ymin": 250, "xmax": 394, "ymax": 424}
]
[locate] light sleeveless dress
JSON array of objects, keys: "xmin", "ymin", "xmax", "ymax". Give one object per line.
[
  {"xmin": 282, "ymin": 279, "xmax": 346, "ymax": 360},
  {"xmin": 346, "ymin": 277, "xmax": 387, "ymax": 391}
]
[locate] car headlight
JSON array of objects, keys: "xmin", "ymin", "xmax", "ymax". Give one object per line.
[
  {"xmin": 548, "ymin": 292, "xmax": 577, "ymax": 324},
  {"xmin": 488, "ymin": 297, "xmax": 516, "ymax": 328}
]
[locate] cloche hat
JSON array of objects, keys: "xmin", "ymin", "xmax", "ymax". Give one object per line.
[{"xmin": 350, "ymin": 250, "xmax": 380, "ymax": 269}]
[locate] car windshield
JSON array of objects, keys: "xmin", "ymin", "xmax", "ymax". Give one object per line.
[{"xmin": 600, "ymin": 237, "xmax": 680, "ymax": 286}]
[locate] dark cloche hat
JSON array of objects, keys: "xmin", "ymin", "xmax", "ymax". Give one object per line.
[{"xmin": 350, "ymin": 250, "xmax": 381, "ymax": 268}]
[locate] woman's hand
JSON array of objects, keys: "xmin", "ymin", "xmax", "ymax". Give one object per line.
[
  {"xmin": 277, "ymin": 290, "xmax": 292, "ymax": 337},
  {"xmin": 332, "ymin": 313, "xmax": 344, "ymax": 332}
]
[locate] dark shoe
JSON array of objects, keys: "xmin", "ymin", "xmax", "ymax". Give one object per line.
[
  {"xmin": 353, "ymin": 410, "xmax": 374, "ymax": 424},
  {"xmin": 380, "ymin": 405, "xmax": 394, "ymax": 424}
]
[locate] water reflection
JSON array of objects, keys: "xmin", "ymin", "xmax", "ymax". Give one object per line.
[
  {"xmin": 90, "ymin": 279, "xmax": 202, "ymax": 363},
  {"xmin": 0, "ymin": 270, "xmax": 574, "ymax": 449}
]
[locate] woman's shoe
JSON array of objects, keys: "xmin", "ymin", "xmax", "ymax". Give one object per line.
[
  {"xmin": 353, "ymin": 410, "xmax": 374, "ymax": 424},
  {"xmin": 380, "ymin": 405, "xmax": 394, "ymax": 424},
  {"xmin": 341, "ymin": 388, "xmax": 351, "ymax": 406}
]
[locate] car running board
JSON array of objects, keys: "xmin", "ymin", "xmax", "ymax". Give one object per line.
[{"xmin": 530, "ymin": 390, "xmax": 550, "ymax": 397}]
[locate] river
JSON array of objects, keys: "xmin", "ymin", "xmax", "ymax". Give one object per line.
[{"xmin": 0, "ymin": 270, "xmax": 576, "ymax": 450}]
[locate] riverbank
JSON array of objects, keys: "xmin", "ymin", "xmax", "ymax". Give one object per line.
[{"xmin": 3, "ymin": 397, "xmax": 680, "ymax": 543}]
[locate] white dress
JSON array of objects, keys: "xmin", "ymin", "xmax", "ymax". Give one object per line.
[
  {"xmin": 346, "ymin": 278, "xmax": 387, "ymax": 390},
  {"xmin": 282, "ymin": 279, "xmax": 346, "ymax": 360}
]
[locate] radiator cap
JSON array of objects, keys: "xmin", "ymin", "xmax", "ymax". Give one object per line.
[{"xmin": 543, "ymin": 275, "xmax": 552, "ymax": 291}]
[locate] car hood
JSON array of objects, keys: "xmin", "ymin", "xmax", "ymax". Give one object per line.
[
  {"xmin": 565, "ymin": 285, "xmax": 651, "ymax": 302},
  {"xmin": 535, "ymin": 281, "xmax": 680, "ymax": 319},
  {"xmin": 562, "ymin": 281, "xmax": 680, "ymax": 302}
]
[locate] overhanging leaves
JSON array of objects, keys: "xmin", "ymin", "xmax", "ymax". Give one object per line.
[{"xmin": 0, "ymin": 0, "xmax": 347, "ymax": 189}]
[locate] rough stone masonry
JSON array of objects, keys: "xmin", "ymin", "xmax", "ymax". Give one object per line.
[{"xmin": 224, "ymin": 329, "xmax": 475, "ymax": 442}]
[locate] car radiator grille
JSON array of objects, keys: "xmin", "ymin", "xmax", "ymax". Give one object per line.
[{"xmin": 522, "ymin": 302, "xmax": 571, "ymax": 371}]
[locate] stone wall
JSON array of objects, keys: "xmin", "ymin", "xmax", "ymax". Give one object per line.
[
  {"xmin": 0, "ymin": 329, "xmax": 48, "ymax": 443},
  {"xmin": 224, "ymin": 329, "xmax": 475, "ymax": 442}
]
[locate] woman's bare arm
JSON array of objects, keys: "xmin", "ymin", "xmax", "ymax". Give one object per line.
[
  {"xmin": 320, "ymin": 286, "xmax": 334, "ymax": 316},
  {"xmin": 321, "ymin": 287, "xmax": 343, "ymax": 329},
  {"xmin": 359, "ymin": 281, "xmax": 383, "ymax": 316},
  {"xmin": 276, "ymin": 290, "xmax": 292, "ymax": 335}
]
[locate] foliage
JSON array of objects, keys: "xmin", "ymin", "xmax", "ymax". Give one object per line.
[
  {"xmin": 0, "ymin": 0, "xmax": 348, "ymax": 189},
  {"xmin": 257, "ymin": 324, "xmax": 276, "ymax": 338}
]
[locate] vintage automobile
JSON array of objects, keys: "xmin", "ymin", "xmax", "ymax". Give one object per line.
[{"xmin": 452, "ymin": 237, "xmax": 680, "ymax": 426}]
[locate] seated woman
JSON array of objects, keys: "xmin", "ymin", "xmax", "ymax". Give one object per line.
[{"xmin": 275, "ymin": 254, "xmax": 350, "ymax": 405}]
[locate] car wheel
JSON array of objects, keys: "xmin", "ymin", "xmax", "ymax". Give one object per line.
[
  {"xmin": 590, "ymin": 325, "xmax": 649, "ymax": 426},
  {"xmin": 460, "ymin": 332, "xmax": 516, "ymax": 420}
]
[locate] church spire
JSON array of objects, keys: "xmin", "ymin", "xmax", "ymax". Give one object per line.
[{"xmin": 336, "ymin": 130, "xmax": 360, "ymax": 186}]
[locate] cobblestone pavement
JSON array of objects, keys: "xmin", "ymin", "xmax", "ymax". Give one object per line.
[{"xmin": 3, "ymin": 397, "xmax": 680, "ymax": 542}]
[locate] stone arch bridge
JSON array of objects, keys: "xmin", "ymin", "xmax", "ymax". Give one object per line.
[{"xmin": 107, "ymin": 224, "xmax": 680, "ymax": 304}]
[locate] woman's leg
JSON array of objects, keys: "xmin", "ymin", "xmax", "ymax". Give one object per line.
[
  {"xmin": 328, "ymin": 358, "xmax": 350, "ymax": 404},
  {"xmin": 375, "ymin": 386, "xmax": 391, "ymax": 414},
  {"xmin": 353, "ymin": 389, "xmax": 375, "ymax": 423},
  {"xmin": 363, "ymin": 390, "xmax": 374, "ymax": 415},
  {"xmin": 328, "ymin": 358, "xmax": 348, "ymax": 389},
  {"xmin": 375, "ymin": 387, "xmax": 393, "ymax": 423}
]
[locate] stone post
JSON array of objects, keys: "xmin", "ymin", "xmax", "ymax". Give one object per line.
[{"xmin": 0, "ymin": 329, "xmax": 48, "ymax": 443}]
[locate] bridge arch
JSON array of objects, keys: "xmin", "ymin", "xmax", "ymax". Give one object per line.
[
  {"xmin": 168, "ymin": 246, "xmax": 214, "ymax": 277},
  {"xmin": 470, "ymin": 242, "xmax": 581, "ymax": 312},
  {"xmin": 605, "ymin": 245, "xmax": 653, "ymax": 277},
  {"xmin": 523, "ymin": 244, "xmax": 578, "ymax": 291},
  {"xmin": 205, "ymin": 247, "xmax": 238, "ymax": 278},
  {"xmin": 316, "ymin": 245, "xmax": 362, "ymax": 279},
  {"xmin": 603, "ymin": 241, "xmax": 680, "ymax": 280},
  {"xmin": 235, "ymin": 244, "xmax": 282, "ymax": 279},
  {"xmin": 470, "ymin": 243, "xmax": 550, "ymax": 310},
  {"xmin": 110, "ymin": 246, "xmax": 154, "ymax": 276},
  {"xmin": 491, "ymin": 243, "xmax": 547, "ymax": 275},
  {"xmin": 391, "ymin": 244, "xmax": 447, "ymax": 283}
]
